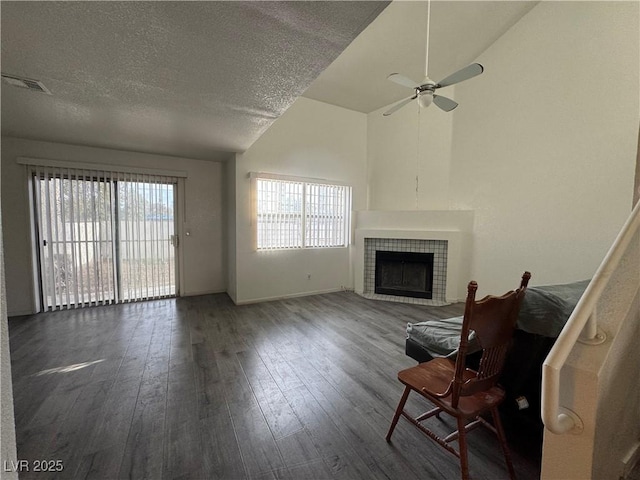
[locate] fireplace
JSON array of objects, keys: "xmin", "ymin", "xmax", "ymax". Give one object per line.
[
  {"xmin": 360, "ymin": 237, "xmax": 450, "ymax": 305},
  {"xmin": 375, "ymin": 251, "xmax": 434, "ymax": 299},
  {"xmin": 356, "ymin": 212, "xmax": 472, "ymax": 304}
]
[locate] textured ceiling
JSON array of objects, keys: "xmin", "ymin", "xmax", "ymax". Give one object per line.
[
  {"xmin": 303, "ymin": 1, "xmax": 538, "ymax": 113},
  {"xmin": 1, "ymin": 1, "xmax": 538, "ymax": 162},
  {"xmin": 0, "ymin": 1, "xmax": 389, "ymax": 161}
]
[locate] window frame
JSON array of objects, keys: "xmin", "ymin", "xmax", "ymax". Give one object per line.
[{"xmin": 251, "ymin": 172, "xmax": 352, "ymax": 251}]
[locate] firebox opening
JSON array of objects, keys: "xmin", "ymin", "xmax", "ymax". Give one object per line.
[{"xmin": 375, "ymin": 251, "xmax": 434, "ymax": 299}]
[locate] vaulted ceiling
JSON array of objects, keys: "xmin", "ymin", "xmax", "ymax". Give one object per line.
[
  {"xmin": 1, "ymin": 1, "xmax": 537, "ymax": 161},
  {"xmin": 1, "ymin": 1, "xmax": 388, "ymax": 161},
  {"xmin": 303, "ymin": 1, "xmax": 538, "ymax": 113}
]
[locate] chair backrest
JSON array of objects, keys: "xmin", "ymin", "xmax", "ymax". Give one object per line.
[{"xmin": 451, "ymin": 271, "xmax": 531, "ymax": 406}]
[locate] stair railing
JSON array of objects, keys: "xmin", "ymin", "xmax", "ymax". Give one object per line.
[{"xmin": 542, "ymin": 199, "xmax": 640, "ymax": 434}]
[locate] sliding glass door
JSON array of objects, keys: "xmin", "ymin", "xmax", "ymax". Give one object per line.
[
  {"xmin": 117, "ymin": 180, "xmax": 176, "ymax": 302},
  {"xmin": 33, "ymin": 167, "xmax": 177, "ymax": 310}
]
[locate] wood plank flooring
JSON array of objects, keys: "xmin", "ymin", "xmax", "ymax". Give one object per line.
[{"xmin": 8, "ymin": 292, "xmax": 541, "ymax": 479}]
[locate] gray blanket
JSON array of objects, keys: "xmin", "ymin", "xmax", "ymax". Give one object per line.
[{"xmin": 406, "ymin": 280, "xmax": 590, "ymax": 358}]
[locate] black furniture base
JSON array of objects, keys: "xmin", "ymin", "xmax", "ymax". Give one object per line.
[{"xmin": 405, "ymin": 328, "xmax": 555, "ymax": 444}]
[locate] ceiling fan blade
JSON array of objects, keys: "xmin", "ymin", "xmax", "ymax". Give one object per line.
[
  {"xmin": 383, "ymin": 95, "xmax": 417, "ymax": 116},
  {"xmin": 433, "ymin": 94, "xmax": 458, "ymax": 112},
  {"xmin": 387, "ymin": 73, "xmax": 419, "ymax": 89},
  {"xmin": 435, "ymin": 63, "xmax": 484, "ymax": 88}
]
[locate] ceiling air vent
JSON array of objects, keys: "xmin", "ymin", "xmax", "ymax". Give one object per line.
[{"xmin": 1, "ymin": 73, "xmax": 51, "ymax": 94}]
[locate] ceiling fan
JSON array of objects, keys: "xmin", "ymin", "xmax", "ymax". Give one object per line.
[{"xmin": 383, "ymin": 1, "xmax": 484, "ymax": 116}]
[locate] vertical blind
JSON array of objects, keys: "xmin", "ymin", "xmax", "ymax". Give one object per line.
[
  {"xmin": 254, "ymin": 174, "xmax": 352, "ymax": 250},
  {"xmin": 32, "ymin": 165, "xmax": 177, "ymax": 310},
  {"xmin": 305, "ymin": 182, "xmax": 350, "ymax": 249},
  {"xmin": 256, "ymin": 178, "xmax": 304, "ymax": 249}
]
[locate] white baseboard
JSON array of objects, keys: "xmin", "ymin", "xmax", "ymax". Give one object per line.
[
  {"xmin": 8, "ymin": 309, "xmax": 36, "ymax": 318},
  {"xmin": 180, "ymin": 289, "xmax": 226, "ymax": 297},
  {"xmin": 233, "ymin": 287, "xmax": 347, "ymax": 306}
]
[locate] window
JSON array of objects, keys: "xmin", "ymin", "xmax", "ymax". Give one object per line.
[{"xmin": 253, "ymin": 174, "xmax": 352, "ymax": 250}]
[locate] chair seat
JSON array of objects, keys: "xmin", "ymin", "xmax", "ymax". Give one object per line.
[{"xmin": 398, "ymin": 358, "xmax": 506, "ymax": 418}]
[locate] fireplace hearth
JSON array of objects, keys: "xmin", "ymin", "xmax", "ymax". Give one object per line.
[{"xmin": 375, "ymin": 251, "xmax": 434, "ymax": 299}]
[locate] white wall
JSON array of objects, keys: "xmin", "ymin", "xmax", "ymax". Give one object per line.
[
  {"xmin": 231, "ymin": 97, "xmax": 367, "ymax": 304},
  {"xmin": 592, "ymin": 290, "xmax": 640, "ymax": 479},
  {"xmin": 379, "ymin": 1, "xmax": 640, "ymax": 299},
  {"xmin": 0, "ymin": 160, "xmax": 18, "ymax": 480},
  {"xmin": 1, "ymin": 137, "xmax": 227, "ymax": 315},
  {"xmin": 367, "ymin": 92, "xmax": 454, "ymax": 210},
  {"xmin": 448, "ymin": 1, "xmax": 639, "ymax": 294},
  {"xmin": 367, "ymin": 2, "xmax": 638, "ymax": 296}
]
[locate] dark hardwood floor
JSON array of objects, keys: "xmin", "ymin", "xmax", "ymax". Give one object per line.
[{"xmin": 8, "ymin": 292, "xmax": 541, "ymax": 479}]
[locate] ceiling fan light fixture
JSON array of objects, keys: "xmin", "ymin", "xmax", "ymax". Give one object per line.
[
  {"xmin": 418, "ymin": 91, "xmax": 433, "ymax": 108},
  {"xmin": 1, "ymin": 73, "xmax": 51, "ymax": 94},
  {"xmin": 382, "ymin": 0, "xmax": 483, "ymax": 117}
]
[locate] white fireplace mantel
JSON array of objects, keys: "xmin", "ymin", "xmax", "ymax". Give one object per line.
[{"xmin": 354, "ymin": 228, "xmax": 470, "ymax": 303}]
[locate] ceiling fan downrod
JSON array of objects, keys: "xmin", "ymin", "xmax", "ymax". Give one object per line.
[{"xmin": 424, "ymin": 0, "xmax": 431, "ymax": 80}]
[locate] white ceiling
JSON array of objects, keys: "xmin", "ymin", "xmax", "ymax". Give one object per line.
[
  {"xmin": 303, "ymin": 1, "xmax": 538, "ymax": 113},
  {"xmin": 0, "ymin": 1, "xmax": 388, "ymax": 161},
  {"xmin": 1, "ymin": 1, "xmax": 538, "ymax": 162}
]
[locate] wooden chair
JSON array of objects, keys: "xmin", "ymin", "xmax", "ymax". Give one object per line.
[{"xmin": 386, "ymin": 271, "xmax": 531, "ymax": 480}]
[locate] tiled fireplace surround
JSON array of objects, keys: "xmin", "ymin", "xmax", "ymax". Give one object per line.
[
  {"xmin": 354, "ymin": 211, "xmax": 474, "ymax": 305},
  {"xmin": 363, "ymin": 238, "xmax": 448, "ymax": 305}
]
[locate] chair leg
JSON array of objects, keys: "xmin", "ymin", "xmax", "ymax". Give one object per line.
[
  {"xmin": 491, "ymin": 407, "xmax": 516, "ymax": 480},
  {"xmin": 386, "ymin": 386, "xmax": 411, "ymax": 442},
  {"xmin": 457, "ymin": 416, "xmax": 470, "ymax": 480}
]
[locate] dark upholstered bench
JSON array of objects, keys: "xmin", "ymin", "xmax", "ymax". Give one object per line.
[{"xmin": 404, "ymin": 280, "xmax": 590, "ymax": 431}]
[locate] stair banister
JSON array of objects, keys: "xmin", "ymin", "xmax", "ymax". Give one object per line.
[{"xmin": 542, "ymin": 199, "xmax": 640, "ymax": 435}]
